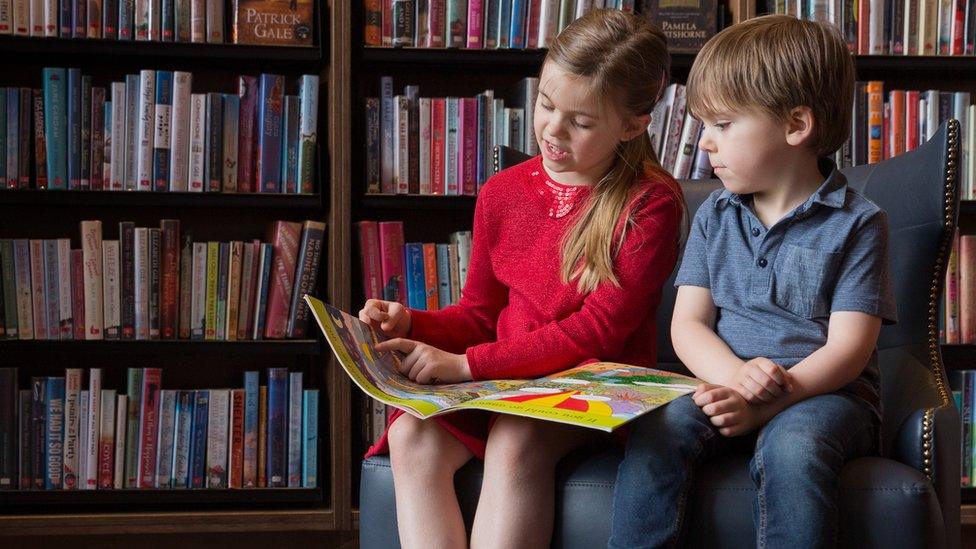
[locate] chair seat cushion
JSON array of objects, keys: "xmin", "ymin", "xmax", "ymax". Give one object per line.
[{"xmin": 360, "ymin": 448, "xmax": 944, "ymax": 548}]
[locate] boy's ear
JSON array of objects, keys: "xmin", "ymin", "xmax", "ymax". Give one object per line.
[
  {"xmin": 622, "ymin": 113, "xmax": 652, "ymax": 141},
  {"xmin": 784, "ymin": 106, "xmax": 816, "ymax": 147}
]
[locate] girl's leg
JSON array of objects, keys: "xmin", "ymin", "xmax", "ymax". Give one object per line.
[
  {"xmin": 750, "ymin": 392, "xmax": 877, "ymax": 549},
  {"xmin": 388, "ymin": 414, "xmax": 475, "ymax": 549},
  {"xmin": 469, "ymin": 415, "xmax": 604, "ymax": 549}
]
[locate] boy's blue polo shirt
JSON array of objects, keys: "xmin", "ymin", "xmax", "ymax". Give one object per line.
[{"xmin": 675, "ymin": 158, "xmax": 898, "ymax": 420}]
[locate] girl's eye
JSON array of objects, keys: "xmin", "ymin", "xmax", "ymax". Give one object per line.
[{"xmin": 573, "ymin": 120, "xmax": 591, "ymax": 129}]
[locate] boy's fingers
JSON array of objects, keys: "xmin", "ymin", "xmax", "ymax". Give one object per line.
[
  {"xmin": 709, "ymin": 411, "xmax": 740, "ymax": 428},
  {"xmin": 375, "ymin": 338, "xmax": 415, "ymax": 353},
  {"xmin": 758, "ymin": 361, "xmax": 785, "ymax": 385}
]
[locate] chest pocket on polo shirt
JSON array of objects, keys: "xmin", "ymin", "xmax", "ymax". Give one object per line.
[{"xmin": 771, "ymin": 244, "xmax": 842, "ymax": 318}]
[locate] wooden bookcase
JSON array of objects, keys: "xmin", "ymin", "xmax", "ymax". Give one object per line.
[
  {"xmin": 336, "ymin": 0, "xmax": 976, "ymax": 534},
  {"xmin": 0, "ymin": 0, "xmax": 358, "ymax": 538}
]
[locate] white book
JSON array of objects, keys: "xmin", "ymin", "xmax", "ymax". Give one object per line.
[
  {"xmin": 63, "ymin": 369, "xmax": 83, "ymax": 490},
  {"xmin": 113, "ymin": 394, "xmax": 127, "ymax": 489},
  {"xmin": 954, "ymin": 92, "xmax": 970, "ymax": 198},
  {"xmin": 102, "ymin": 240, "xmax": 121, "ymax": 340},
  {"xmin": 98, "ymin": 389, "xmax": 116, "ymax": 489},
  {"xmin": 136, "ymin": 70, "xmax": 156, "ymax": 192},
  {"xmin": 661, "ymin": 85, "xmax": 687, "ymax": 174},
  {"xmin": 124, "ymin": 74, "xmax": 141, "ymax": 191},
  {"xmin": 28, "ymin": 0, "xmax": 40, "ymax": 35},
  {"xmin": 205, "ymin": 0, "xmax": 222, "ymax": 42},
  {"xmin": 135, "ymin": 0, "xmax": 149, "ymax": 39},
  {"xmin": 155, "ymin": 390, "xmax": 177, "ymax": 488},
  {"xmin": 57, "ymin": 238, "xmax": 71, "ymax": 340},
  {"xmin": 169, "ymin": 72, "xmax": 192, "ymax": 192},
  {"xmin": 516, "ymin": 78, "xmax": 539, "ymax": 156},
  {"xmin": 296, "ymin": 75, "xmax": 319, "ymax": 194},
  {"xmin": 575, "ymin": 0, "xmax": 592, "ymax": 18},
  {"xmin": 190, "ymin": 0, "xmax": 204, "ymax": 42},
  {"xmin": 188, "ymin": 93, "xmax": 206, "ymax": 192},
  {"xmin": 11, "ymin": 0, "xmax": 25, "ymax": 36},
  {"xmin": 134, "ymin": 228, "xmax": 150, "ymax": 340},
  {"xmin": 41, "ymin": 0, "xmax": 53, "ymax": 35},
  {"xmin": 191, "ymin": 242, "xmax": 207, "ymax": 339},
  {"xmin": 81, "ymin": 220, "xmax": 104, "ymax": 340},
  {"xmin": 538, "ymin": 0, "xmax": 560, "ymax": 47},
  {"xmin": 78, "ymin": 390, "xmax": 89, "ymax": 490},
  {"xmin": 446, "ymin": 97, "xmax": 459, "ymax": 195},
  {"xmin": 148, "ymin": 0, "xmax": 160, "ymax": 39},
  {"xmin": 672, "ymin": 114, "xmax": 703, "ymax": 180},
  {"xmin": 647, "ymin": 90, "xmax": 671, "ymax": 158},
  {"xmin": 0, "ymin": 0, "xmax": 11, "ymax": 34},
  {"xmin": 869, "ymin": 0, "xmax": 885, "ymax": 53},
  {"xmin": 919, "ymin": 0, "xmax": 939, "ymax": 55},
  {"xmin": 419, "ymin": 97, "xmax": 431, "ymax": 195},
  {"xmin": 923, "ymin": 90, "xmax": 940, "ymax": 141},
  {"xmin": 85, "ymin": 368, "xmax": 102, "ymax": 489},
  {"xmin": 450, "ymin": 231, "xmax": 472, "ymax": 290},
  {"xmin": 393, "ymin": 95, "xmax": 409, "ymax": 194},
  {"xmin": 206, "ymin": 389, "xmax": 229, "ymax": 488},
  {"xmin": 111, "ymin": 82, "xmax": 127, "ymax": 191}
]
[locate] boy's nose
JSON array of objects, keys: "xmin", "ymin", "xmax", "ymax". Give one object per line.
[{"xmin": 698, "ymin": 132, "xmax": 715, "ymax": 153}]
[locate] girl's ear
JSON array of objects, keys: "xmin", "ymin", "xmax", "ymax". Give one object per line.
[
  {"xmin": 784, "ymin": 106, "xmax": 816, "ymax": 148},
  {"xmin": 622, "ymin": 113, "xmax": 651, "ymax": 141}
]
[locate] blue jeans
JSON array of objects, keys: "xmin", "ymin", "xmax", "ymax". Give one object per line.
[{"xmin": 608, "ymin": 392, "xmax": 878, "ymax": 549}]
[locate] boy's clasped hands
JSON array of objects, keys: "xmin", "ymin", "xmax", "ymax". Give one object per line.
[
  {"xmin": 359, "ymin": 299, "xmax": 473, "ymax": 384},
  {"xmin": 695, "ymin": 358, "xmax": 795, "ymax": 437}
]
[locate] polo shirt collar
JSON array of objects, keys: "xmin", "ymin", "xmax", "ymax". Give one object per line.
[{"xmin": 714, "ymin": 158, "xmax": 847, "ymax": 211}]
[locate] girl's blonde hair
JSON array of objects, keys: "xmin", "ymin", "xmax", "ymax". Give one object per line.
[{"xmin": 545, "ymin": 9, "xmax": 678, "ymax": 294}]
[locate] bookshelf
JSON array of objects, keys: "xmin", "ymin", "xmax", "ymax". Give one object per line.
[{"xmin": 0, "ymin": 0, "xmax": 356, "ymax": 542}]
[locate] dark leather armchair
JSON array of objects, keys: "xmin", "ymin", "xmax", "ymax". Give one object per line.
[{"xmin": 359, "ymin": 121, "xmax": 962, "ymax": 548}]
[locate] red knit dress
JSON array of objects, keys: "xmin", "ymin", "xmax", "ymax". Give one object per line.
[{"xmin": 365, "ymin": 155, "xmax": 684, "ymax": 459}]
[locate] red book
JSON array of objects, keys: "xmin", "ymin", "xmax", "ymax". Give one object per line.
[
  {"xmin": 381, "ymin": 0, "xmax": 392, "ymax": 46},
  {"xmin": 160, "ymin": 220, "xmax": 181, "ymax": 339},
  {"xmin": 423, "ymin": 243, "xmax": 439, "ymax": 311},
  {"xmin": 905, "ymin": 91, "xmax": 920, "ymax": 151},
  {"xmin": 459, "ymin": 98, "xmax": 478, "ymax": 196},
  {"xmin": 952, "ymin": 0, "xmax": 966, "ymax": 55},
  {"xmin": 33, "ymin": 89, "xmax": 48, "ymax": 190},
  {"xmin": 526, "ymin": 0, "xmax": 542, "ymax": 49},
  {"xmin": 357, "ymin": 221, "xmax": 383, "ymax": 300},
  {"xmin": 71, "ymin": 250, "xmax": 86, "ymax": 340},
  {"xmin": 890, "ymin": 90, "xmax": 905, "ymax": 157},
  {"xmin": 363, "ymin": 0, "xmax": 382, "ymax": 45},
  {"xmin": 138, "ymin": 368, "xmax": 162, "ymax": 489},
  {"xmin": 378, "ymin": 221, "xmax": 406, "ymax": 303},
  {"xmin": 428, "ymin": 0, "xmax": 445, "ymax": 47},
  {"xmin": 466, "ymin": 0, "xmax": 484, "ymax": 48},
  {"xmin": 237, "ymin": 76, "xmax": 259, "ymax": 194},
  {"xmin": 857, "ymin": 0, "xmax": 870, "ymax": 54},
  {"xmin": 230, "ymin": 389, "xmax": 245, "ymax": 489},
  {"xmin": 263, "ymin": 221, "xmax": 302, "ymax": 339},
  {"xmin": 430, "ymin": 98, "xmax": 446, "ymax": 195}
]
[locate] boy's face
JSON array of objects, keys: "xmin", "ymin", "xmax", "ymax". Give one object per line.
[
  {"xmin": 696, "ymin": 108, "xmax": 795, "ymax": 195},
  {"xmin": 533, "ymin": 62, "xmax": 647, "ymax": 186}
]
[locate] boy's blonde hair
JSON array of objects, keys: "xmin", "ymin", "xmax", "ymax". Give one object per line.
[
  {"xmin": 546, "ymin": 9, "xmax": 678, "ymax": 294},
  {"xmin": 686, "ymin": 14, "xmax": 855, "ymax": 157}
]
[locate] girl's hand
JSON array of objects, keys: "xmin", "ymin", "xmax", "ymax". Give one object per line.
[
  {"xmin": 374, "ymin": 338, "xmax": 472, "ymax": 384},
  {"xmin": 729, "ymin": 357, "xmax": 794, "ymax": 404},
  {"xmin": 693, "ymin": 383, "xmax": 763, "ymax": 437},
  {"xmin": 359, "ymin": 299, "xmax": 412, "ymax": 338}
]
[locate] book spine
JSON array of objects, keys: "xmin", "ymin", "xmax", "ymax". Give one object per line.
[
  {"xmin": 161, "ymin": 0, "xmax": 172, "ymax": 39},
  {"xmin": 205, "ymin": 0, "xmax": 221, "ymax": 42},
  {"xmin": 28, "ymin": 240, "xmax": 45, "ymax": 340},
  {"xmin": 215, "ymin": 242, "xmax": 229, "ymax": 340},
  {"xmin": 365, "ymin": 97, "xmax": 380, "ymax": 194},
  {"xmin": 296, "ymin": 75, "xmax": 319, "ymax": 194},
  {"xmin": 137, "ymin": 367, "xmax": 161, "ymax": 488},
  {"xmin": 44, "ymin": 377, "xmax": 64, "ymax": 490},
  {"xmin": 230, "ymin": 388, "xmax": 244, "ymax": 488},
  {"xmin": 173, "ymin": 0, "xmax": 187, "ymax": 39},
  {"xmin": 18, "ymin": 390, "xmax": 30, "ymax": 489},
  {"xmin": 379, "ymin": 76, "xmax": 394, "ymax": 194},
  {"xmin": 357, "ymin": 221, "xmax": 383, "ymax": 300},
  {"xmin": 258, "ymin": 385, "xmax": 267, "ymax": 486},
  {"xmin": 266, "ymin": 368, "xmax": 287, "ymax": 487},
  {"xmin": 460, "ymin": 97, "xmax": 478, "ymax": 195},
  {"xmin": 30, "ymin": 378, "xmax": 45, "ymax": 488},
  {"xmin": 423, "ymin": 242, "xmax": 439, "ymax": 311},
  {"xmin": 205, "ymin": 388, "xmax": 228, "ymax": 488},
  {"xmin": 281, "ymin": 95, "xmax": 299, "ymax": 194},
  {"xmin": 5, "ymin": 88, "xmax": 17, "ymax": 189},
  {"xmin": 286, "ymin": 221, "xmax": 325, "ymax": 338},
  {"xmin": 205, "ymin": 241, "xmax": 218, "ymax": 339},
  {"xmin": 393, "ymin": 95, "xmax": 408, "ymax": 194},
  {"xmin": 302, "ymin": 389, "xmax": 317, "ymax": 488},
  {"xmin": 257, "ymin": 74, "xmax": 284, "ymax": 193},
  {"xmin": 152, "ymin": 71, "xmax": 172, "ymax": 192},
  {"xmin": 103, "ymin": 0, "xmax": 117, "ymax": 37},
  {"xmin": 445, "ymin": 97, "xmax": 459, "ymax": 195},
  {"xmin": 243, "ymin": 371, "xmax": 259, "ymax": 487},
  {"xmin": 71, "ymin": 249, "xmax": 84, "ymax": 340},
  {"xmin": 178, "ymin": 233, "xmax": 193, "ymax": 339},
  {"xmin": 118, "ymin": 0, "xmax": 133, "ymax": 38},
  {"xmin": 134, "ymin": 227, "xmax": 149, "ymax": 339},
  {"xmin": 188, "ymin": 390, "xmax": 208, "ymax": 488},
  {"xmin": 191, "ymin": 242, "xmax": 207, "ymax": 339},
  {"xmin": 148, "ymin": 228, "xmax": 161, "ymax": 339},
  {"xmin": 155, "ymin": 389, "xmax": 176, "ymax": 488},
  {"xmin": 42, "ymin": 68, "xmax": 66, "ymax": 189},
  {"xmin": 134, "ymin": 0, "xmax": 148, "ymax": 38},
  {"xmin": 79, "ymin": 388, "xmax": 87, "ymax": 488},
  {"xmin": 123, "ymin": 74, "xmax": 140, "ymax": 190},
  {"xmin": 136, "ymin": 70, "xmax": 155, "ymax": 192},
  {"xmin": 867, "ymin": 81, "xmax": 884, "ymax": 164},
  {"xmin": 404, "ymin": 243, "xmax": 426, "ymax": 310},
  {"xmin": 42, "ymin": 240, "xmax": 59, "ymax": 341},
  {"xmin": 97, "ymin": 389, "xmax": 116, "ymax": 489},
  {"xmin": 67, "ymin": 71, "xmax": 82, "ymax": 189},
  {"xmin": 287, "ymin": 371, "xmax": 302, "ymax": 487},
  {"xmin": 237, "ymin": 75, "xmax": 258, "ymax": 194},
  {"xmin": 252, "ymin": 243, "xmax": 273, "ymax": 340},
  {"xmin": 32, "ymin": 89, "xmax": 47, "ymax": 190},
  {"xmin": 90, "ymin": 87, "xmax": 105, "ymax": 190},
  {"xmin": 363, "ymin": 0, "xmax": 381, "ymax": 45},
  {"xmin": 239, "ymin": 241, "xmax": 260, "ymax": 339},
  {"xmin": 0, "ymin": 241, "xmax": 16, "ymax": 339},
  {"xmin": 263, "ymin": 221, "xmax": 302, "ymax": 339},
  {"xmin": 62, "ymin": 368, "xmax": 82, "ymax": 490},
  {"xmin": 168, "ymin": 74, "xmax": 191, "ymax": 191},
  {"xmin": 419, "ymin": 97, "xmax": 431, "ymax": 194},
  {"xmin": 204, "ymin": 92, "xmax": 223, "ymax": 192},
  {"xmin": 222, "ymin": 94, "xmax": 240, "ymax": 192},
  {"xmin": 392, "ymin": 0, "xmax": 415, "ymax": 46},
  {"xmin": 378, "ymin": 221, "xmax": 406, "ymax": 302},
  {"xmin": 466, "ymin": 0, "xmax": 483, "ymax": 48},
  {"xmin": 124, "ymin": 368, "xmax": 141, "ymax": 488},
  {"xmin": 188, "ymin": 93, "xmax": 206, "ymax": 192},
  {"xmin": 13, "ymin": 240, "xmax": 32, "ymax": 339},
  {"xmin": 17, "ymin": 88, "xmax": 28, "ymax": 188},
  {"xmin": 160, "ymin": 219, "xmax": 180, "ymax": 339},
  {"xmin": 84, "ymin": 368, "xmax": 101, "ymax": 489},
  {"xmin": 430, "ymin": 97, "xmax": 445, "ymax": 195},
  {"xmin": 226, "ymin": 241, "xmax": 242, "ymax": 341},
  {"xmin": 113, "ymin": 394, "xmax": 126, "ymax": 488},
  {"xmin": 172, "ymin": 390, "xmax": 192, "ymax": 488},
  {"xmin": 102, "ymin": 240, "xmax": 121, "ymax": 340},
  {"xmin": 436, "ymin": 243, "xmax": 451, "ymax": 308},
  {"xmin": 119, "ymin": 222, "xmax": 135, "ymax": 339}
]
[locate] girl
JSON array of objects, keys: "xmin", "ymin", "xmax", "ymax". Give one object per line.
[{"xmin": 359, "ymin": 9, "xmax": 683, "ymax": 548}]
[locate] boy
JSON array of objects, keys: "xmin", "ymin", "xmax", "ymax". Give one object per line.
[{"xmin": 608, "ymin": 14, "xmax": 897, "ymax": 548}]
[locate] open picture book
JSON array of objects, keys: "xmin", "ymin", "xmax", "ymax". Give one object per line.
[{"xmin": 304, "ymin": 295, "xmax": 699, "ymax": 432}]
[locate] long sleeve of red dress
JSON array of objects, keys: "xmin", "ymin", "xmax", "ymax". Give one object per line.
[{"xmin": 409, "ymin": 155, "xmax": 683, "ymax": 381}]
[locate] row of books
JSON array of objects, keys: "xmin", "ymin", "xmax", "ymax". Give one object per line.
[
  {"xmin": 363, "ymin": 0, "xmax": 636, "ymax": 49},
  {"xmin": 0, "ymin": 219, "xmax": 325, "ymax": 341},
  {"xmin": 948, "ymin": 369, "xmax": 976, "ymax": 487},
  {"xmin": 767, "ymin": 0, "xmax": 976, "ymax": 56},
  {"xmin": 835, "ymin": 82, "xmax": 974, "ymax": 199},
  {"xmin": 356, "ymin": 220, "xmax": 473, "ymax": 309},
  {"xmin": 0, "ymin": 367, "xmax": 318, "ymax": 491},
  {"xmin": 0, "ymin": 0, "xmax": 314, "ymax": 46},
  {"xmin": 1, "ymin": 69, "xmax": 319, "ymax": 194},
  {"xmin": 648, "ymin": 83, "xmax": 712, "ymax": 180},
  {"xmin": 365, "ymin": 76, "xmax": 538, "ymax": 196}
]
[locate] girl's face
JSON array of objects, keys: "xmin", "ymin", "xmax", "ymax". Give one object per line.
[{"xmin": 533, "ymin": 62, "xmax": 648, "ymax": 186}]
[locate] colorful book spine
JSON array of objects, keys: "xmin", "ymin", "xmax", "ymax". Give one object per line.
[
  {"xmin": 160, "ymin": 219, "xmax": 180, "ymax": 339},
  {"xmin": 215, "ymin": 242, "xmax": 229, "ymax": 340},
  {"xmin": 404, "ymin": 242, "xmax": 426, "ymax": 310},
  {"xmin": 149, "ymin": 227, "xmax": 161, "ymax": 339},
  {"xmin": 436, "ymin": 243, "xmax": 452, "ymax": 309},
  {"xmin": 124, "ymin": 367, "xmax": 142, "ymax": 488},
  {"xmin": 97, "ymin": 389, "xmax": 116, "ymax": 489},
  {"xmin": 42, "ymin": 68, "xmax": 67, "ymax": 189},
  {"xmin": 44, "ymin": 376, "xmax": 64, "ymax": 490},
  {"xmin": 66, "ymin": 69, "xmax": 81, "ymax": 189},
  {"xmin": 135, "ymin": 70, "xmax": 156, "ymax": 191},
  {"xmin": 423, "ymin": 242, "xmax": 439, "ymax": 311},
  {"xmin": 43, "ymin": 240, "xmax": 60, "ymax": 341},
  {"xmin": 263, "ymin": 221, "xmax": 302, "ymax": 339},
  {"xmin": 256, "ymin": 74, "xmax": 284, "ymax": 193},
  {"xmin": 296, "ymin": 75, "xmax": 318, "ymax": 194},
  {"xmin": 357, "ymin": 221, "xmax": 383, "ymax": 300},
  {"xmin": 81, "ymin": 220, "xmax": 104, "ymax": 339},
  {"xmin": 188, "ymin": 93, "xmax": 205, "ymax": 192},
  {"xmin": 229, "ymin": 388, "xmax": 245, "ymax": 488},
  {"xmin": 188, "ymin": 389, "xmax": 208, "ymax": 488},
  {"xmin": 169, "ymin": 71, "xmax": 192, "ymax": 192},
  {"xmin": 226, "ymin": 241, "xmax": 243, "ymax": 341},
  {"xmin": 32, "ymin": 89, "xmax": 47, "ymax": 189},
  {"xmin": 102, "ymin": 240, "xmax": 121, "ymax": 340},
  {"xmin": 205, "ymin": 92, "xmax": 223, "ymax": 192},
  {"xmin": 119, "ymin": 222, "xmax": 136, "ymax": 339},
  {"xmin": 134, "ymin": 227, "xmax": 149, "ymax": 339},
  {"xmin": 205, "ymin": 241, "xmax": 218, "ymax": 339},
  {"xmin": 302, "ymin": 389, "xmax": 317, "ymax": 487},
  {"xmin": 155, "ymin": 389, "xmax": 176, "ymax": 488},
  {"xmin": 137, "ymin": 367, "xmax": 161, "ymax": 488},
  {"xmin": 287, "ymin": 371, "xmax": 302, "ymax": 487},
  {"xmin": 71, "ymin": 249, "xmax": 84, "ymax": 340},
  {"xmin": 172, "ymin": 390, "xmax": 193, "ymax": 488},
  {"xmin": 62, "ymin": 368, "xmax": 82, "ymax": 490},
  {"xmin": 191, "ymin": 242, "xmax": 207, "ymax": 339},
  {"xmin": 266, "ymin": 368, "xmax": 287, "ymax": 487},
  {"xmin": 205, "ymin": 388, "xmax": 228, "ymax": 488},
  {"xmin": 14, "ymin": 240, "xmax": 33, "ymax": 340},
  {"xmin": 378, "ymin": 221, "xmax": 406, "ymax": 302},
  {"xmin": 237, "ymin": 75, "xmax": 258, "ymax": 193},
  {"xmin": 57, "ymin": 239, "xmax": 71, "ymax": 339},
  {"xmin": 280, "ymin": 95, "xmax": 299, "ymax": 194},
  {"xmin": 867, "ymin": 81, "xmax": 884, "ymax": 164},
  {"xmin": 84, "ymin": 368, "xmax": 101, "ymax": 489},
  {"xmin": 258, "ymin": 385, "xmax": 267, "ymax": 486},
  {"xmin": 286, "ymin": 220, "xmax": 325, "ymax": 338},
  {"xmin": 28, "ymin": 240, "xmax": 45, "ymax": 340},
  {"xmin": 80, "ymin": 75, "xmax": 91, "ymax": 188},
  {"xmin": 152, "ymin": 70, "xmax": 173, "ymax": 191},
  {"xmin": 78, "ymin": 388, "xmax": 89, "ymax": 488},
  {"xmin": 243, "ymin": 371, "xmax": 259, "ymax": 487}
]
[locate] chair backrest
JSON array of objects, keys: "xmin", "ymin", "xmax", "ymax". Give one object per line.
[{"xmin": 493, "ymin": 121, "xmax": 958, "ymax": 387}]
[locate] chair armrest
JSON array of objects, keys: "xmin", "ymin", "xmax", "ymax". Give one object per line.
[{"xmin": 891, "ymin": 403, "xmax": 960, "ymax": 549}]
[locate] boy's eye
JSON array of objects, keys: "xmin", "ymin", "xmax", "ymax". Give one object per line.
[
  {"xmin": 714, "ymin": 122, "xmax": 729, "ymax": 130},
  {"xmin": 541, "ymin": 102, "xmax": 554, "ymax": 111}
]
